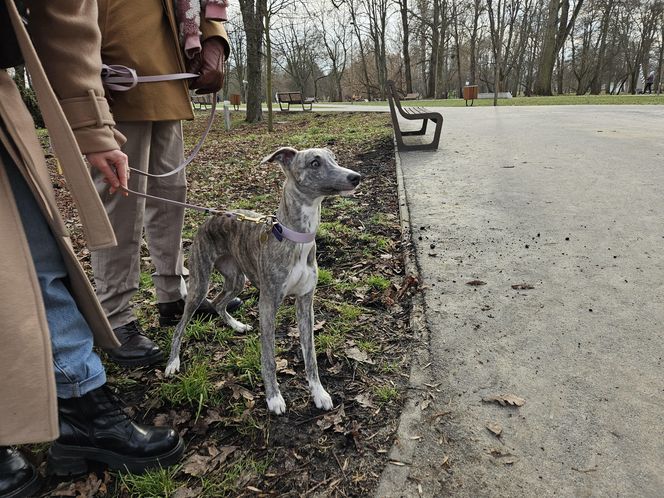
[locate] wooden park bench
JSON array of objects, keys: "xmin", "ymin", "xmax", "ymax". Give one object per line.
[
  {"xmin": 191, "ymin": 93, "xmax": 213, "ymax": 110},
  {"xmin": 277, "ymin": 91, "xmax": 315, "ymax": 111},
  {"xmin": 386, "ymin": 80, "xmax": 443, "ymax": 151},
  {"xmin": 402, "ymin": 91, "xmax": 420, "ymax": 100}
]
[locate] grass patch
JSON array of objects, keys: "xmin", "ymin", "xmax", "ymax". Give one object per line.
[
  {"xmin": 374, "ymin": 385, "xmax": 399, "ymax": 403},
  {"xmin": 315, "ymin": 326, "xmax": 345, "ymax": 353},
  {"xmin": 317, "ymin": 268, "xmax": 334, "ymax": 286},
  {"xmin": 186, "ymin": 318, "xmax": 218, "ymax": 341},
  {"xmin": 139, "ymin": 271, "xmax": 152, "ymax": 290},
  {"xmin": 357, "ymin": 339, "xmax": 379, "ymax": 354},
  {"xmin": 359, "ymin": 233, "xmax": 392, "ymax": 251},
  {"xmin": 335, "ymin": 302, "xmax": 363, "ymax": 321},
  {"xmin": 318, "ymin": 221, "xmax": 355, "ymax": 240},
  {"xmin": 199, "ymin": 455, "xmax": 271, "ymax": 497},
  {"xmin": 231, "ymin": 193, "xmax": 276, "ymax": 211},
  {"xmin": 365, "ymin": 275, "xmax": 390, "ymax": 292},
  {"xmin": 159, "ymin": 363, "xmax": 215, "ymax": 410},
  {"xmin": 223, "ymin": 335, "xmax": 262, "ymax": 385},
  {"xmin": 118, "ymin": 465, "xmax": 182, "ymax": 497}
]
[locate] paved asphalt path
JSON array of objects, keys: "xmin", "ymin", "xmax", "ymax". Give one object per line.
[{"xmin": 370, "ymin": 105, "xmax": 664, "ymax": 497}]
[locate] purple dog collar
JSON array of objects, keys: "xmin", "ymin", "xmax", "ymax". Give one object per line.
[
  {"xmin": 223, "ymin": 212, "xmax": 316, "ymax": 244},
  {"xmin": 272, "ymin": 220, "xmax": 316, "ymax": 244}
]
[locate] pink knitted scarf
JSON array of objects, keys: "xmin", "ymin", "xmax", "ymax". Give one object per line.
[{"xmin": 175, "ymin": 0, "xmax": 228, "ymax": 59}]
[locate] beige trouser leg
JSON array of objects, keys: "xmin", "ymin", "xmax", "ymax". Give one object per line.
[{"xmin": 91, "ymin": 120, "xmax": 187, "ymax": 329}]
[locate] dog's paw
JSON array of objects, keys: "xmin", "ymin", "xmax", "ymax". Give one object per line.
[
  {"xmin": 266, "ymin": 394, "xmax": 287, "ymax": 415},
  {"xmin": 312, "ymin": 385, "xmax": 333, "ymax": 411},
  {"xmin": 164, "ymin": 357, "xmax": 181, "ymax": 377},
  {"xmin": 234, "ymin": 322, "xmax": 253, "ymax": 333},
  {"xmin": 227, "ymin": 316, "xmax": 253, "ymax": 333}
]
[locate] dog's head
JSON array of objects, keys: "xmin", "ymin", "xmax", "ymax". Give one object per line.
[{"xmin": 261, "ymin": 147, "xmax": 361, "ymax": 199}]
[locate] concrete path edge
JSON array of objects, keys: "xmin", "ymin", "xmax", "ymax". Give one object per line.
[{"xmin": 375, "ymin": 143, "xmax": 433, "ymax": 497}]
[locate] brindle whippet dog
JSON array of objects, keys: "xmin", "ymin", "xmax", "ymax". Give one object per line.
[{"xmin": 165, "ymin": 147, "xmax": 362, "ymax": 414}]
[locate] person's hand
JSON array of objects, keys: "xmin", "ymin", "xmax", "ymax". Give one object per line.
[
  {"xmin": 189, "ymin": 37, "xmax": 226, "ymax": 94},
  {"xmin": 85, "ymin": 149, "xmax": 129, "ymax": 195}
]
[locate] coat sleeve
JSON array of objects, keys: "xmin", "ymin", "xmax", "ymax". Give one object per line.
[
  {"xmin": 201, "ymin": 19, "xmax": 230, "ymax": 58},
  {"xmin": 25, "ymin": 0, "xmax": 125, "ymax": 153}
]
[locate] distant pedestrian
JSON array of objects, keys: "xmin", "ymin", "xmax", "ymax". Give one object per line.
[{"xmin": 644, "ymin": 72, "xmax": 654, "ymax": 94}]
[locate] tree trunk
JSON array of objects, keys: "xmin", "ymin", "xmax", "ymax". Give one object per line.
[
  {"xmin": 656, "ymin": 26, "xmax": 664, "ymax": 95},
  {"xmin": 469, "ymin": 0, "xmax": 482, "ymax": 85},
  {"xmin": 239, "ymin": 0, "xmax": 266, "ymax": 123},
  {"xmin": 557, "ymin": 49, "xmax": 564, "ymax": 94},
  {"xmin": 534, "ymin": 0, "xmax": 584, "ymax": 95},
  {"xmin": 427, "ymin": 0, "xmax": 441, "ymax": 98},
  {"xmin": 265, "ymin": 10, "xmax": 273, "ymax": 131},
  {"xmin": 399, "ymin": 0, "xmax": 413, "ymax": 92}
]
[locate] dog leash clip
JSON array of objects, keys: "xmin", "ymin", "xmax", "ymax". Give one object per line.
[{"xmin": 260, "ymin": 217, "xmax": 279, "ymax": 244}]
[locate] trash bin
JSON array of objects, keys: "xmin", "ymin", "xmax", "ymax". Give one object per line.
[{"xmin": 463, "ymin": 85, "xmax": 479, "ymax": 106}]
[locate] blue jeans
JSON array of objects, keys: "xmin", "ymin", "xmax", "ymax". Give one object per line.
[{"xmin": 2, "ymin": 149, "xmax": 106, "ymax": 399}]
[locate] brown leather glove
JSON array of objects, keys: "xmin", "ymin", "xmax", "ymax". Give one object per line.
[{"xmin": 188, "ymin": 37, "xmax": 226, "ymax": 95}]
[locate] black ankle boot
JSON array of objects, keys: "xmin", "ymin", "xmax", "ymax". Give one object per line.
[
  {"xmin": 107, "ymin": 320, "xmax": 163, "ymax": 367},
  {"xmin": 158, "ymin": 297, "xmax": 243, "ymax": 327},
  {"xmin": 47, "ymin": 386, "xmax": 183, "ymax": 476},
  {"xmin": 0, "ymin": 447, "xmax": 40, "ymax": 498}
]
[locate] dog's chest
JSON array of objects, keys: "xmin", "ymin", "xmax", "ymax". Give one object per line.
[{"xmin": 282, "ymin": 242, "xmax": 316, "ymax": 296}]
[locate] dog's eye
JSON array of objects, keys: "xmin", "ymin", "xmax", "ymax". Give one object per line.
[{"xmin": 310, "ymin": 159, "xmax": 320, "ymax": 168}]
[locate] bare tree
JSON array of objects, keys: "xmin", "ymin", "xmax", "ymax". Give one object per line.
[
  {"xmin": 487, "ymin": 0, "xmax": 505, "ymax": 105},
  {"xmin": 265, "ymin": 0, "xmax": 295, "ymax": 131},
  {"xmin": 227, "ymin": 18, "xmax": 247, "ymax": 98},
  {"xmin": 239, "ymin": 0, "xmax": 267, "ymax": 122},
  {"xmin": 533, "ymin": 0, "xmax": 584, "ymax": 95},
  {"xmin": 396, "ymin": 0, "xmax": 414, "ymax": 92}
]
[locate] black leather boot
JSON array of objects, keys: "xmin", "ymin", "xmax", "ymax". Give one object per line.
[
  {"xmin": 158, "ymin": 297, "xmax": 242, "ymax": 327},
  {"xmin": 106, "ymin": 320, "xmax": 163, "ymax": 367},
  {"xmin": 47, "ymin": 386, "xmax": 183, "ymax": 476},
  {"xmin": 0, "ymin": 447, "xmax": 40, "ymax": 498}
]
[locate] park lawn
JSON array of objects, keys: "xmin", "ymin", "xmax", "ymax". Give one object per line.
[
  {"xmin": 36, "ymin": 110, "xmax": 416, "ymax": 497},
  {"xmin": 335, "ymin": 93, "xmax": 664, "ymax": 107}
]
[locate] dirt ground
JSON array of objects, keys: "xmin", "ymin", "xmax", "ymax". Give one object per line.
[{"xmin": 29, "ymin": 112, "xmax": 417, "ymax": 497}]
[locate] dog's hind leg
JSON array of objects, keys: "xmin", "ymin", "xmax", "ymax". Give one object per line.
[
  {"xmin": 296, "ymin": 292, "xmax": 333, "ymax": 410},
  {"xmin": 165, "ymin": 234, "xmax": 217, "ymax": 376},
  {"xmin": 259, "ymin": 290, "xmax": 286, "ymax": 414},
  {"xmin": 211, "ymin": 257, "xmax": 252, "ymax": 333}
]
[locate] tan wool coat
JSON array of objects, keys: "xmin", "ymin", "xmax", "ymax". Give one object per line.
[
  {"xmin": 0, "ymin": 0, "xmax": 122, "ymax": 445},
  {"xmin": 98, "ymin": 0, "xmax": 230, "ymax": 122}
]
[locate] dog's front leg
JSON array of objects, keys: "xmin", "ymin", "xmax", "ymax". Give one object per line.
[
  {"xmin": 259, "ymin": 291, "xmax": 286, "ymax": 415},
  {"xmin": 296, "ymin": 292, "xmax": 333, "ymax": 410}
]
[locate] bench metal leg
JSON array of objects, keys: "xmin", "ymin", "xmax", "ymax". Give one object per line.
[
  {"xmin": 402, "ymin": 119, "xmax": 428, "ymax": 136},
  {"xmin": 395, "ymin": 117, "xmax": 443, "ymax": 152}
]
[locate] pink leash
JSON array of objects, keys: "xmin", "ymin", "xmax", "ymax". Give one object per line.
[
  {"xmin": 101, "ymin": 64, "xmax": 216, "ymax": 179},
  {"xmin": 102, "ymin": 65, "xmax": 315, "ymax": 244}
]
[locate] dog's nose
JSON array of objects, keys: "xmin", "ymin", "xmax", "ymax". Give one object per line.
[{"xmin": 348, "ymin": 173, "xmax": 362, "ymax": 187}]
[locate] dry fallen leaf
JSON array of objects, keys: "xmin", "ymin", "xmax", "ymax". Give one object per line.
[
  {"xmin": 172, "ymin": 486, "xmax": 202, "ymax": 498},
  {"xmin": 317, "ymin": 405, "xmax": 346, "ymax": 432},
  {"xmin": 482, "ymin": 394, "xmax": 526, "ymax": 407},
  {"xmin": 486, "ymin": 422, "xmax": 503, "ymax": 437},
  {"xmin": 487, "ymin": 447, "xmax": 519, "ymax": 464},
  {"xmin": 345, "ymin": 346, "xmax": 375, "ymax": 364},
  {"xmin": 182, "ymin": 453, "xmax": 215, "ymax": 477},
  {"xmin": 466, "ymin": 279, "xmax": 487, "ymax": 286},
  {"xmin": 354, "ymin": 393, "xmax": 377, "ymax": 409},
  {"xmin": 511, "ymin": 283, "xmax": 535, "ymax": 290},
  {"xmin": 275, "ymin": 358, "xmax": 289, "ymax": 372}
]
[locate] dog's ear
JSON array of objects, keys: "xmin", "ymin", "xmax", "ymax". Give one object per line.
[{"xmin": 261, "ymin": 147, "xmax": 298, "ymax": 167}]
